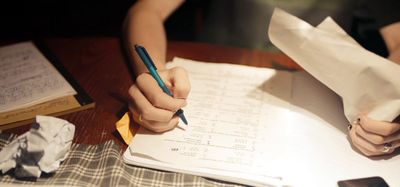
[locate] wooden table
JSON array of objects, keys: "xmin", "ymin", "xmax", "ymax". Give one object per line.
[{"xmin": 4, "ymin": 37, "xmax": 300, "ymax": 149}]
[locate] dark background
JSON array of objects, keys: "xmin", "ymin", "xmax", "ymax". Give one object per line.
[
  {"xmin": 0, "ymin": 0, "xmax": 134, "ymax": 39},
  {"xmin": 0, "ymin": 0, "xmax": 206, "ymax": 41},
  {"xmin": 0, "ymin": 0, "xmax": 392, "ymax": 57}
]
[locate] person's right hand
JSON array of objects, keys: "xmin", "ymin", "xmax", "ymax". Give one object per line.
[{"xmin": 128, "ymin": 66, "xmax": 190, "ymax": 133}]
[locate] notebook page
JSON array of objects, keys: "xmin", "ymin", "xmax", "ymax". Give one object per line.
[{"xmin": 0, "ymin": 42, "xmax": 76, "ymax": 113}]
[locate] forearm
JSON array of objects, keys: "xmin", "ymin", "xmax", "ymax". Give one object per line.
[
  {"xmin": 380, "ymin": 22, "xmax": 400, "ymax": 64},
  {"xmin": 123, "ymin": 0, "xmax": 184, "ymax": 76},
  {"xmin": 387, "ymin": 46, "xmax": 400, "ymax": 64}
]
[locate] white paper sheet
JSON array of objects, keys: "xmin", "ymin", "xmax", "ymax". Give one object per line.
[
  {"xmin": 124, "ymin": 58, "xmax": 400, "ymax": 187},
  {"xmin": 283, "ymin": 71, "xmax": 400, "ymax": 186},
  {"xmin": 268, "ymin": 8, "xmax": 400, "ymax": 123},
  {"xmin": 127, "ymin": 58, "xmax": 292, "ymax": 186},
  {"xmin": 0, "ymin": 42, "xmax": 76, "ymax": 113}
]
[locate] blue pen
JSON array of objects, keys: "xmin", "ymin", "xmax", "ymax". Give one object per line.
[{"xmin": 134, "ymin": 44, "xmax": 188, "ymax": 125}]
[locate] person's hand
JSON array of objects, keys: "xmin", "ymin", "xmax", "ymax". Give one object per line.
[
  {"xmin": 349, "ymin": 115, "xmax": 400, "ymax": 156},
  {"xmin": 128, "ymin": 67, "xmax": 190, "ymax": 132}
]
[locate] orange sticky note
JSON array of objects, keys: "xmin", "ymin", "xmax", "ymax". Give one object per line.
[{"xmin": 116, "ymin": 112, "xmax": 137, "ymax": 145}]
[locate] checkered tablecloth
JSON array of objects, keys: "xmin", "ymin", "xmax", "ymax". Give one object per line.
[{"xmin": 0, "ymin": 133, "xmax": 242, "ymax": 187}]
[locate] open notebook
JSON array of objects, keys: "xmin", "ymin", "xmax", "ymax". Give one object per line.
[
  {"xmin": 123, "ymin": 58, "xmax": 400, "ymax": 187},
  {"xmin": 0, "ymin": 41, "xmax": 94, "ymax": 129}
]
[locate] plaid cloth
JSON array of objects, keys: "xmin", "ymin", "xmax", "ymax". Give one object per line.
[{"xmin": 0, "ymin": 133, "xmax": 243, "ymax": 187}]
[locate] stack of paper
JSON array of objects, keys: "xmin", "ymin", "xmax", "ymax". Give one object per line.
[{"xmin": 124, "ymin": 58, "xmax": 399, "ymax": 187}]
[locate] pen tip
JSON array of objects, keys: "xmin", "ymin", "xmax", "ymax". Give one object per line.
[
  {"xmin": 182, "ymin": 117, "xmax": 188, "ymax": 125},
  {"xmin": 176, "ymin": 109, "xmax": 188, "ymax": 125},
  {"xmin": 179, "ymin": 113, "xmax": 188, "ymax": 125}
]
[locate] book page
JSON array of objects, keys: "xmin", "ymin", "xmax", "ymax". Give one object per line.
[
  {"xmin": 0, "ymin": 42, "xmax": 76, "ymax": 113},
  {"xmin": 128, "ymin": 58, "xmax": 293, "ymax": 182}
]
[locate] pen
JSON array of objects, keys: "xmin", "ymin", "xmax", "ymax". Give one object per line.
[{"xmin": 134, "ymin": 44, "xmax": 188, "ymax": 125}]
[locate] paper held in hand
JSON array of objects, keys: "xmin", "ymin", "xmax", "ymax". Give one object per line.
[{"xmin": 268, "ymin": 8, "xmax": 400, "ymax": 123}]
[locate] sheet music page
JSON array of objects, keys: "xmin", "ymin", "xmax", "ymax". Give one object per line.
[
  {"xmin": 0, "ymin": 42, "xmax": 76, "ymax": 113},
  {"xmin": 129, "ymin": 58, "xmax": 293, "ymax": 178}
]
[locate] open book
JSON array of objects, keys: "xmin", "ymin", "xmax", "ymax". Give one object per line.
[
  {"xmin": 123, "ymin": 58, "xmax": 399, "ymax": 187},
  {"xmin": 0, "ymin": 41, "xmax": 94, "ymax": 130}
]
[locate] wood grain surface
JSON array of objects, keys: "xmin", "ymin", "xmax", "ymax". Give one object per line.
[{"xmin": 3, "ymin": 37, "xmax": 300, "ymax": 149}]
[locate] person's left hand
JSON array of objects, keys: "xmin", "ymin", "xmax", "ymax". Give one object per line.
[{"xmin": 349, "ymin": 115, "xmax": 400, "ymax": 156}]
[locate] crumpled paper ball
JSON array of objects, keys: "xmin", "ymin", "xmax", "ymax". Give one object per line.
[{"xmin": 0, "ymin": 115, "xmax": 75, "ymax": 178}]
